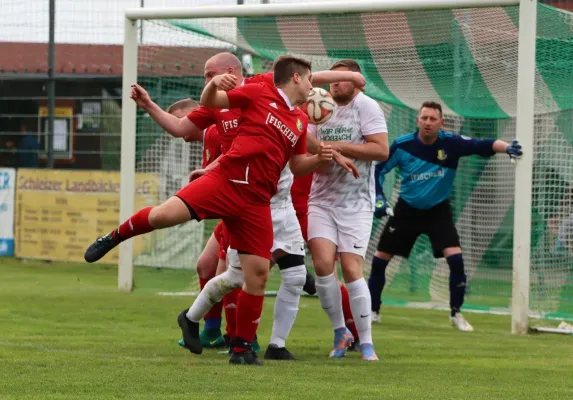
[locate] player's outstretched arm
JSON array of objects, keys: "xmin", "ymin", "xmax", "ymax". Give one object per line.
[
  {"xmin": 374, "ymin": 161, "xmax": 395, "ymax": 218},
  {"xmin": 188, "ymin": 155, "xmax": 223, "ymax": 182},
  {"xmin": 305, "ymin": 133, "xmax": 321, "ymax": 154},
  {"xmin": 456, "ymin": 135, "xmax": 523, "ymax": 160},
  {"xmin": 130, "ymin": 84, "xmax": 202, "ymax": 141},
  {"xmin": 493, "ymin": 139, "xmax": 523, "ymax": 160},
  {"xmin": 311, "ymin": 70, "xmax": 366, "ymax": 89},
  {"xmin": 328, "ymin": 132, "xmax": 389, "ymax": 161},
  {"xmin": 200, "ymin": 74, "xmax": 237, "ymax": 109},
  {"xmin": 290, "ymin": 142, "xmax": 333, "ymax": 176}
]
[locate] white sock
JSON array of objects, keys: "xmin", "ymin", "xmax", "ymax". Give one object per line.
[
  {"xmin": 346, "ymin": 277, "xmax": 373, "ymax": 345},
  {"xmin": 186, "ymin": 266, "xmax": 243, "ymax": 322},
  {"xmin": 270, "ymin": 265, "xmax": 306, "ymax": 348},
  {"xmin": 315, "ymin": 273, "xmax": 345, "ymax": 330}
]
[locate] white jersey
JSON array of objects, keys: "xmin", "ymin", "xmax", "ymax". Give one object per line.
[
  {"xmin": 270, "ymin": 166, "xmax": 294, "ymax": 209},
  {"xmin": 308, "ymin": 92, "xmax": 387, "ymax": 211}
]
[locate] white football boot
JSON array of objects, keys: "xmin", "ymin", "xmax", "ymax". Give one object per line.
[{"xmin": 450, "ymin": 313, "xmax": 474, "ymax": 332}]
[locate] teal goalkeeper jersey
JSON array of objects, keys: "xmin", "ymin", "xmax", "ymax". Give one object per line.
[{"xmin": 375, "ymin": 131, "xmax": 496, "ymax": 210}]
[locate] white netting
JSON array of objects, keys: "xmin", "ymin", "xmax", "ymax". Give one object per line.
[{"xmin": 128, "ymin": 3, "xmax": 573, "ymax": 317}]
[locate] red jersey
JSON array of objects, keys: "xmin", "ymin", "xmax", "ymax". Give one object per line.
[
  {"xmin": 201, "ymin": 125, "xmax": 222, "ymax": 169},
  {"xmin": 291, "ymin": 173, "xmax": 313, "ymax": 213},
  {"xmin": 186, "ymin": 72, "xmax": 275, "ymax": 154},
  {"xmin": 219, "ymin": 82, "xmax": 309, "ymax": 204}
]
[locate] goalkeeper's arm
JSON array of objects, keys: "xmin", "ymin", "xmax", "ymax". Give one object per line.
[{"xmin": 374, "ymin": 143, "xmax": 399, "ymax": 218}]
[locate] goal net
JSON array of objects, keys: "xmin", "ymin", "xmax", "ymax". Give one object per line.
[{"xmin": 128, "ymin": 2, "xmax": 573, "ymax": 321}]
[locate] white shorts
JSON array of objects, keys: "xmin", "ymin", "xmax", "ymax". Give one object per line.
[
  {"xmin": 307, "ymin": 204, "xmax": 372, "ymax": 258},
  {"xmin": 271, "ymin": 203, "xmax": 305, "ymax": 257}
]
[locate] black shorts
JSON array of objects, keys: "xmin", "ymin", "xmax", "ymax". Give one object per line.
[{"xmin": 376, "ymin": 198, "xmax": 460, "ymax": 259}]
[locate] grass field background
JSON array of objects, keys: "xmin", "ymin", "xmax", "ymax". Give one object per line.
[{"xmin": 1, "ymin": 257, "xmax": 572, "ymax": 399}]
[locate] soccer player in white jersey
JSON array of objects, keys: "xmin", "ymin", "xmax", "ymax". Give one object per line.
[
  {"xmin": 307, "ymin": 59, "xmax": 389, "ymax": 361},
  {"xmin": 180, "ymin": 58, "xmax": 360, "ymax": 361},
  {"xmin": 184, "ymin": 141, "xmax": 357, "ymax": 361}
]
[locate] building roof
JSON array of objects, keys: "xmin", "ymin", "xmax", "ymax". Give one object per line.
[{"xmin": 0, "ymin": 42, "xmax": 223, "ymax": 77}]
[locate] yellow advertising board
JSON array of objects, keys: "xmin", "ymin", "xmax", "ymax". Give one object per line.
[{"xmin": 15, "ymin": 169, "xmax": 160, "ymax": 263}]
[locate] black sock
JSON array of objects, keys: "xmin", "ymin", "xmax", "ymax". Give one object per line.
[
  {"xmin": 368, "ymin": 256, "xmax": 389, "ymax": 313},
  {"xmin": 447, "ymin": 253, "xmax": 467, "ymax": 317}
]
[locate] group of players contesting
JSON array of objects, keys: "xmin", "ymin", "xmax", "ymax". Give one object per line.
[{"xmin": 83, "ymin": 52, "xmax": 523, "ymax": 365}]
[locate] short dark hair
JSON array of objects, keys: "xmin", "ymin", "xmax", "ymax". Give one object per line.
[
  {"xmin": 166, "ymin": 98, "xmax": 199, "ymax": 114},
  {"xmin": 330, "ymin": 59, "xmax": 362, "ymax": 73},
  {"xmin": 273, "ymin": 55, "xmax": 312, "ymax": 86},
  {"xmin": 419, "ymin": 101, "xmax": 443, "ymax": 117}
]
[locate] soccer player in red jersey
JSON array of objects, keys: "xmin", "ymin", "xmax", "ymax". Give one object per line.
[
  {"xmin": 165, "ymin": 99, "xmax": 228, "ymax": 348},
  {"xmin": 84, "ymin": 55, "xmax": 340, "ymax": 365},
  {"xmin": 125, "ymin": 52, "xmax": 366, "ymax": 351}
]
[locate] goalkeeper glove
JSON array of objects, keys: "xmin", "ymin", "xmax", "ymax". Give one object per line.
[
  {"xmin": 506, "ymin": 139, "xmax": 523, "ymax": 160},
  {"xmin": 374, "ymin": 194, "xmax": 394, "ymax": 219}
]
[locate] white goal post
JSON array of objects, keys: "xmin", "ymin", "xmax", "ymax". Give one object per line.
[{"xmin": 119, "ymin": 0, "xmax": 537, "ymax": 335}]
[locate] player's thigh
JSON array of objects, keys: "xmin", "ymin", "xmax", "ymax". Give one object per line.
[
  {"xmin": 333, "ymin": 209, "xmax": 372, "ymax": 258},
  {"xmin": 426, "ymin": 209, "xmax": 460, "ymax": 259},
  {"xmin": 225, "ymin": 204, "xmax": 273, "ymax": 261},
  {"xmin": 196, "ymin": 232, "xmax": 220, "ymax": 279},
  {"xmin": 308, "ymin": 205, "xmax": 338, "ymax": 246},
  {"xmin": 308, "ymin": 238, "xmax": 338, "ymax": 276},
  {"xmin": 271, "ymin": 204, "xmax": 305, "ymax": 257},
  {"xmin": 174, "ymin": 168, "xmax": 238, "ymax": 221},
  {"xmin": 148, "ymin": 196, "xmax": 193, "ymax": 228},
  {"xmin": 308, "ymin": 205, "xmax": 338, "ymax": 274},
  {"xmin": 376, "ymin": 214, "xmax": 420, "ymax": 258}
]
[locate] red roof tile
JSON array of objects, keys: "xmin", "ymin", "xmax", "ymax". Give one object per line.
[{"xmin": 0, "ymin": 42, "xmax": 223, "ymax": 76}]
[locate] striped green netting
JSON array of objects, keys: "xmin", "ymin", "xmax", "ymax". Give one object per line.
[{"xmin": 134, "ymin": 4, "xmax": 573, "ymax": 319}]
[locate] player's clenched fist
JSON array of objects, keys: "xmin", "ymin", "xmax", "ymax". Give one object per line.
[
  {"xmin": 351, "ymin": 72, "xmax": 366, "ymax": 90},
  {"xmin": 318, "ymin": 142, "xmax": 333, "ymax": 162},
  {"xmin": 211, "ymin": 73, "xmax": 238, "ymax": 91},
  {"xmin": 189, "ymin": 168, "xmax": 206, "ymax": 182},
  {"xmin": 130, "ymin": 84, "xmax": 152, "ymax": 109}
]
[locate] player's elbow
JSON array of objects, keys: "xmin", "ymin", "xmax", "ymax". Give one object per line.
[
  {"xmin": 374, "ymin": 146, "xmax": 389, "ymax": 162},
  {"xmin": 289, "ymin": 164, "xmax": 304, "ymax": 177},
  {"xmin": 289, "ymin": 160, "xmax": 308, "ymax": 177}
]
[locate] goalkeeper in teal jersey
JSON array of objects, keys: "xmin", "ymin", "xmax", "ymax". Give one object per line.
[{"xmin": 369, "ymin": 101, "xmax": 523, "ymax": 331}]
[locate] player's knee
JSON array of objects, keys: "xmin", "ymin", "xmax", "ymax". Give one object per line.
[
  {"xmin": 342, "ymin": 267, "xmax": 363, "ymax": 284},
  {"xmin": 278, "ymin": 263, "xmax": 306, "ymax": 296},
  {"xmin": 196, "ymin": 255, "xmax": 217, "ymax": 280},
  {"xmin": 375, "ymin": 250, "xmax": 392, "ymax": 261},
  {"xmin": 311, "ymin": 255, "xmax": 335, "ymax": 276},
  {"xmin": 223, "ymin": 266, "xmax": 244, "ymax": 288},
  {"xmin": 446, "ymin": 252, "xmax": 465, "ymax": 275}
]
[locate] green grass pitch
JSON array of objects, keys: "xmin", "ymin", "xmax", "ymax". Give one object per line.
[{"xmin": 0, "ymin": 257, "xmax": 572, "ymax": 399}]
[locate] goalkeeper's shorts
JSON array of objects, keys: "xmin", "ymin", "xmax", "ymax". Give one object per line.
[{"xmin": 376, "ymin": 198, "xmax": 460, "ymax": 259}]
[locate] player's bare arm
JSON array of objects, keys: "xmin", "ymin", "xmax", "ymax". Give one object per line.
[
  {"xmin": 290, "ymin": 142, "xmax": 333, "ymax": 176},
  {"xmin": 306, "ymin": 134, "xmax": 359, "ymax": 177},
  {"xmin": 130, "ymin": 84, "xmax": 203, "ymax": 141},
  {"xmin": 200, "ymin": 73, "xmax": 238, "ymax": 109},
  {"xmin": 311, "ymin": 70, "xmax": 365, "ymax": 89},
  {"xmin": 493, "ymin": 140, "xmax": 510, "ymax": 152},
  {"xmin": 326, "ymin": 132, "xmax": 389, "ymax": 161},
  {"xmin": 189, "ymin": 154, "xmax": 223, "ymax": 182}
]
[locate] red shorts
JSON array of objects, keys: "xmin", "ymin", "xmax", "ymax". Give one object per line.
[
  {"xmin": 295, "ymin": 210, "xmax": 308, "ymax": 243},
  {"xmin": 213, "ymin": 221, "xmax": 230, "ymax": 260},
  {"xmin": 175, "ymin": 168, "xmax": 273, "ymax": 260}
]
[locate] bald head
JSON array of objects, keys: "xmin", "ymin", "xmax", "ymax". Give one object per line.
[{"xmin": 204, "ymin": 52, "xmax": 243, "ymax": 84}]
